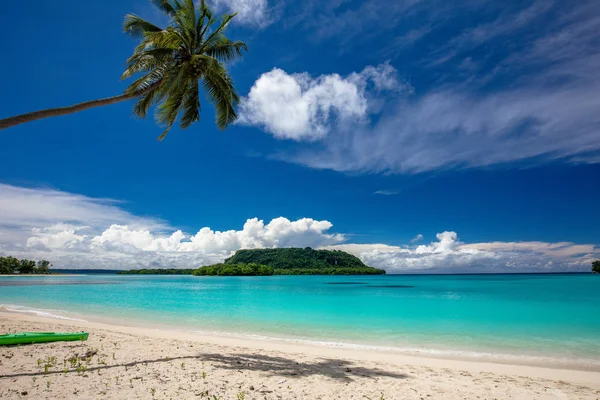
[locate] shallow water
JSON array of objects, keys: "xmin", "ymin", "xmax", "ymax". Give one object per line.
[{"xmin": 1, "ymin": 273, "xmax": 599, "ymax": 366}]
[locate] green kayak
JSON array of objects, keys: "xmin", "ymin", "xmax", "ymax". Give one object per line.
[{"xmin": 0, "ymin": 332, "xmax": 89, "ymax": 346}]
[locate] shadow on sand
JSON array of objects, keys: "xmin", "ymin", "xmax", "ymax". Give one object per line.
[
  {"xmin": 200, "ymin": 352, "xmax": 409, "ymax": 382},
  {"xmin": 1, "ymin": 351, "xmax": 410, "ymax": 383}
]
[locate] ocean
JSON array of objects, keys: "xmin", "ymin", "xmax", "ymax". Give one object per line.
[{"xmin": 1, "ymin": 273, "xmax": 599, "ymax": 368}]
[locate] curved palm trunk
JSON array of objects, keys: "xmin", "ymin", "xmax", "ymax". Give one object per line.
[{"xmin": 0, "ymin": 83, "xmax": 160, "ymax": 130}]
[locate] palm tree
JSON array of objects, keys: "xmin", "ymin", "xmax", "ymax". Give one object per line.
[{"xmin": 0, "ymin": 0, "xmax": 247, "ymax": 140}]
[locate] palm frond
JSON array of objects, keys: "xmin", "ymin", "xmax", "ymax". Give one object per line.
[
  {"xmin": 199, "ymin": 13, "xmax": 237, "ymax": 53},
  {"xmin": 199, "ymin": 57, "xmax": 239, "ymax": 129},
  {"xmin": 163, "ymin": 63, "xmax": 192, "ymax": 97},
  {"xmin": 133, "ymin": 84, "xmax": 165, "ymax": 118},
  {"xmin": 126, "ymin": 65, "xmax": 169, "ymax": 93},
  {"xmin": 196, "ymin": 0, "xmax": 214, "ymax": 42},
  {"xmin": 155, "ymin": 88, "xmax": 186, "ymax": 140},
  {"xmin": 123, "ymin": 14, "xmax": 163, "ymax": 37},
  {"xmin": 180, "ymin": 80, "xmax": 201, "ymax": 128},
  {"xmin": 154, "ymin": 63, "xmax": 193, "ymax": 139},
  {"xmin": 122, "ymin": 48, "xmax": 175, "ymax": 79},
  {"xmin": 205, "ymin": 37, "xmax": 247, "ymax": 63},
  {"xmin": 142, "ymin": 28, "xmax": 185, "ymax": 50},
  {"xmin": 149, "ymin": 0, "xmax": 176, "ymax": 16}
]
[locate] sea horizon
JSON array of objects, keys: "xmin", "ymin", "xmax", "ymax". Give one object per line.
[{"xmin": 48, "ymin": 269, "xmax": 597, "ymax": 276}]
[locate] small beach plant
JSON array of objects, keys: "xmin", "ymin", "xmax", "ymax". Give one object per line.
[{"xmin": 0, "ymin": 0, "xmax": 247, "ymax": 140}]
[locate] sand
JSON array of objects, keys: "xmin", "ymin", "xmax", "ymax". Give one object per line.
[{"xmin": 1, "ymin": 312, "xmax": 599, "ymax": 399}]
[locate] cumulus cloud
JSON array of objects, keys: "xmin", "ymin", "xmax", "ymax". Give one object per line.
[
  {"xmin": 0, "ymin": 183, "xmax": 344, "ymax": 269},
  {"xmin": 0, "ymin": 184, "xmax": 597, "ymax": 272},
  {"xmin": 237, "ymin": 63, "xmax": 408, "ymax": 141},
  {"xmin": 10, "ymin": 217, "xmax": 344, "ymax": 269},
  {"xmin": 327, "ymin": 233, "xmax": 597, "ymax": 274}
]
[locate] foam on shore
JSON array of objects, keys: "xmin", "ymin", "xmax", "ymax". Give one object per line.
[{"xmin": 3, "ymin": 303, "xmax": 599, "ymax": 371}]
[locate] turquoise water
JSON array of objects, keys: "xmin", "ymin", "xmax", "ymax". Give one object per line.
[{"xmin": 1, "ymin": 274, "xmax": 599, "ymax": 366}]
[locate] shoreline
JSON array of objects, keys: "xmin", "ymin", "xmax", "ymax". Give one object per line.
[
  {"xmin": 1, "ymin": 312, "xmax": 600, "ymax": 399},
  {"xmin": 2, "ymin": 305, "xmax": 600, "ymax": 373},
  {"xmin": 2, "ymin": 310, "xmax": 600, "ymax": 386}
]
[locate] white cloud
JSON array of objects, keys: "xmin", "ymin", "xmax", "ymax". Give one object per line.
[
  {"xmin": 374, "ymin": 190, "xmax": 398, "ymax": 196},
  {"xmin": 211, "ymin": 0, "xmax": 272, "ymax": 27},
  {"xmin": 327, "ymin": 233, "xmax": 597, "ymax": 274},
  {"xmin": 238, "ymin": 64, "xmax": 408, "ymax": 141},
  {"xmin": 0, "ymin": 184, "xmax": 597, "ymax": 272},
  {"xmin": 410, "ymin": 234, "xmax": 424, "ymax": 243},
  {"xmin": 289, "ymin": 69, "xmax": 600, "ymax": 172},
  {"xmin": 242, "ymin": 1, "xmax": 600, "ymax": 174},
  {"xmin": 0, "ymin": 183, "xmax": 168, "ymax": 252},
  {"xmin": 0, "ymin": 184, "xmax": 344, "ymax": 269},
  {"xmin": 11, "ymin": 217, "xmax": 344, "ymax": 269}
]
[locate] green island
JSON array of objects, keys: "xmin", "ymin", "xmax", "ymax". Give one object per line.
[
  {"xmin": 0, "ymin": 256, "xmax": 54, "ymax": 275},
  {"xmin": 225, "ymin": 248, "xmax": 386, "ymax": 275},
  {"xmin": 593, "ymin": 260, "xmax": 600, "ymax": 274},
  {"xmin": 118, "ymin": 248, "xmax": 386, "ymax": 276}
]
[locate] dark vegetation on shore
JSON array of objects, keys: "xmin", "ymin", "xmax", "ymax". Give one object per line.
[
  {"xmin": 593, "ymin": 260, "xmax": 600, "ymax": 274},
  {"xmin": 0, "ymin": 256, "xmax": 54, "ymax": 275},
  {"xmin": 192, "ymin": 263, "xmax": 274, "ymax": 276},
  {"xmin": 117, "ymin": 248, "xmax": 386, "ymax": 276},
  {"xmin": 117, "ymin": 268, "xmax": 194, "ymax": 275}
]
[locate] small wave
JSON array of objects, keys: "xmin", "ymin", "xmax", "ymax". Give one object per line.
[{"xmin": 0, "ymin": 304, "xmax": 87, "ymax": 322}]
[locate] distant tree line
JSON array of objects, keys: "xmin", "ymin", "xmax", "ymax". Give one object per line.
[
  {"xmin": 0, "ymin": 257, "xmax": 54, "ymax": 275},
  {"xmin": 593, "ymin": 260, "xmax": 600, "ymax": 274},
  {"xmin": 273, "ymin": 267, "xmax": 385, "ymax": 275},
  {"xmin": 192, "ymin": 263, "xmax": 274, "ymax": 276},
  {"xmin": 117, "ymin": 268, "xmax": 194, "ymax": 275}
]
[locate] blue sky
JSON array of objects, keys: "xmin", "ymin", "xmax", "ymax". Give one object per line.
[{"xmin": 0, "ymin": 0, "xmax": 598, "ymax": 272}]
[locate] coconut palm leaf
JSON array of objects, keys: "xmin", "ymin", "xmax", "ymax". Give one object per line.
[{"xmin": 0, "ymin": 0, "xmax": 247, "ymax": 135}]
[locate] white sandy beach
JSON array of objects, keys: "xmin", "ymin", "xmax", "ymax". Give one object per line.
[{"xmin": 1, "ymin": 311, "xmax": 599, "ymax": 399}]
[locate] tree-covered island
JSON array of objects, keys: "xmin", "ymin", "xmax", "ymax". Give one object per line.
[
  {"xmin": 118, "ymin": 248, "xmax": 386, "ymax": 276},
  {"xmin": 593, "ymin": 260, "xmax": 600, "ymax": 274}
]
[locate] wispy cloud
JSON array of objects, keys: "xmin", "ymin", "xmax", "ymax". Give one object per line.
[
  {"xmin": 243, "ymin": 0, "xmax": 600, "ymax": 174},
  {"xmin": 374, "ymin": 190, "xmax": 399, "ymax": 196},
  {"xmin": 410, "ymin": 234, "xmax": 424, "ymax": 243},
  {"xmin": 210, "ymin": 0, "xmax": 275, "ymax": 27},
  {"xmin": 286, "ymin": 0, "xmax": 432, "ymax": 53}
]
